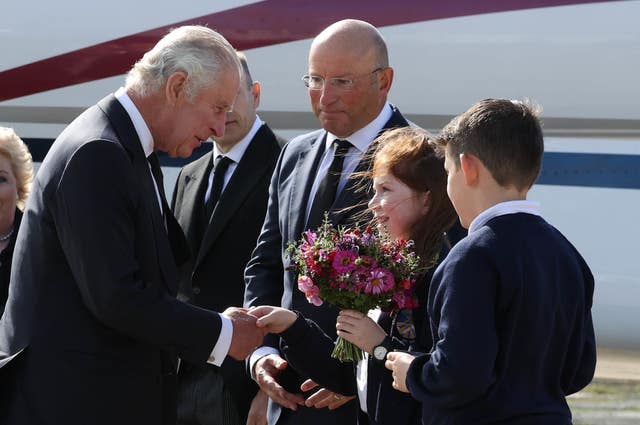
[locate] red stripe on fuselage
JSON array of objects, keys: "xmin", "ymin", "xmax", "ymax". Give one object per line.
[{"xmin": 0, "ymin": 0, "xmax": 613, "ymax": 101}]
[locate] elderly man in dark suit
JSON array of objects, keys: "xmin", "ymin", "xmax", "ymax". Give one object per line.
[
  {"xmin": 244, "ymin": 19, "xmax": 409, "ymax": 425},
  {"xmin": 172, "ymin": 52, "xmax": 283, "ymax": 425},
  {"xmin": 0, "ymin": 26, "xmax": 264, "ymax": 425}
]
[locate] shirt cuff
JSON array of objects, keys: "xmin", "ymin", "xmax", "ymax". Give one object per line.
[
  {"xmin": 207, "ymin": 314, "xmax": 233, "ymax": 366},
  {"xmin": 249, "ymin": 346, "xmax": 280, "ymax": 380}
]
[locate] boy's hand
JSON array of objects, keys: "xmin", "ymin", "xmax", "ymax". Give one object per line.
[
  {"xmin": 385, "ymin": 351, "xmax": 415, "ymax": 393},
  {"xmin": 336, "ymin": 309, "xmax": 386, "ymax": 353},
  {"xmin": 251, "ymin": 306, "xmax": 298, "ymax": 334}
]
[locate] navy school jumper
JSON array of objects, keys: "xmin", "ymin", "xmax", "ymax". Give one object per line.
[{"xmin": 407, "ymin": 213, "xmax": 596, "ymax": 425}]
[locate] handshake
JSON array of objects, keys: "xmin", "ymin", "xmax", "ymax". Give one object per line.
[{"xmin": 222, "ymin": 306, "xmax": 295, "ymax": 361}]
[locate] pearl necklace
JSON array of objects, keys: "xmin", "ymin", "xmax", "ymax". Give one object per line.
[{"xmin": 0, "ymin": 228, "xmax": 14, "ymax": 242}]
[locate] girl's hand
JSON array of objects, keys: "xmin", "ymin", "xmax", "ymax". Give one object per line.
[
  {"xmin": 336, "ymin": 309, "xmax": 387, "ymax": 353},
  {"xmin": 384, "ymin": 351, "xmax": 415, "ymax": 393},
  {"xmin": 251, "ymin": 306, "xmax": 298, "ymax": 334}
]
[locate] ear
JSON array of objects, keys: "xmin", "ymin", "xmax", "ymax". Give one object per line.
[
  {"xmin": 251, "ymin": 81, "xmax": 261, "ymax": 109},
  {"xmin": 165, "ymin": 71, "xmax": 188, "ymax": 106},
  {"xmin": 460, "ymin": 153, "xmax": 480, "ymax": 187},
  {"xmin": 378, "ymin": 67, "xmax": 393, "ymax": 96}
]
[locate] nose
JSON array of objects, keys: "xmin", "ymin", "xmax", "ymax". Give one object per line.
[
  {"xmin": 319, "ymin": 83, "xmax": 338, "ymax": 106},
  {"xmin": 210, "ymin": 116, "xmax": 226, "ymax": 138},
  {"xmin": 368, "ymin": 193, "xmax": 380, "ymax": 211}
]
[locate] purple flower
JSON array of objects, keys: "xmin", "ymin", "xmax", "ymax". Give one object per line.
[
  {"xmin": 393, "ymin": 292, "xmax": 406, "ymax": 309},
  {"xmin": 332, "ymin": 250, "xmax": 357, "ymax": 274},
  {"xmin": 303, "ymin": 230, "xmax": 317, "ymax": 245},
  {"xmin": 364, "ymin": 268, "xmax": 395, "ymax": 295}
]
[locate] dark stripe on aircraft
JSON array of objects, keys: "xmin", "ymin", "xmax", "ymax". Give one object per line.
[
  {"xmin": 538, "ymin": 152, "xmax": 640, "ymax": 189},
  {"xmin": 24, "ymin": 138, "xmax": 640, "ymax": 190},
  {"xmin": 0, "ymin": 0, "xmax": 613, "ymax": 101},
  {"xmin": 4, "ymin": 106, "xmax": 640, "ymax": 139}
]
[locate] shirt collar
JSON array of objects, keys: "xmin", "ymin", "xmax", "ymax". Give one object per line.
[
  {"xmin": 468, "ymin": 200, "xmax": 541, "ymax": 234},
  {"xmin": 114, "ymin": 87, "xmax": 154, "ymax": 158},
  {"xmin": 212, "ymin": 115, "xmax": 262, "ymax": 163},
  {"xmin": 325, "ymin": 102, "xmax": 393, "ymax": 153}
]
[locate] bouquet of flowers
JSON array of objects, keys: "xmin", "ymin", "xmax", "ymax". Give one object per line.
[{"xmin": 286, "ymin": 217, "xmax": 423, "ymax": 362}]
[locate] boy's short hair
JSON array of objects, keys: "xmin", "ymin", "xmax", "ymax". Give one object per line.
[{"xmin": 435, "ymin": 99, "xmax": 544, "ymax": 191}]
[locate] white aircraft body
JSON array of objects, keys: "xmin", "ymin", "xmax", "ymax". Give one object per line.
[{"xmin": 1, "ymin": 0, "xmax": 639, "ymax": 349}]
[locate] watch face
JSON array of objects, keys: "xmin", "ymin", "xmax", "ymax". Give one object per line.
[{"xmin": 374, "ymin": 345, "xmax": 388, "ymax": 360}]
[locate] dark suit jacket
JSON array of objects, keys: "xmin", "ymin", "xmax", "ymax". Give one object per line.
[
  {"xmin": 244, "ymin": 106, "xmax": 408, "ymax": 425},
  {"xmin": 171, "ymin": 123, "xmax": 282, "ymax": 419},
  {"xmin": 0, "ymin": 95, "xmax": 222, "ymax": 425},
  {"xmin": 0, "ymin": 208, "xmax": 22, "ymax": 317}
]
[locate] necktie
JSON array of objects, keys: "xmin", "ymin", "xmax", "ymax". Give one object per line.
[
  {"xmin": 306, "ymin": 139, "xmax": 352, "ymax": 230},
  {"xmin": 147, "ymin": 152, "xmax": 168, "ymax": 217},
  {"xmin": 203, "ymin": 155, "xmax": 233, "ymax": 226}
]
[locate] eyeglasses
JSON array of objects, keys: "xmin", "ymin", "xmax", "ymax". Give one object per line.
[{"xmin": 302, "ymin": 68, "xmax": 383, "ymax": 91}]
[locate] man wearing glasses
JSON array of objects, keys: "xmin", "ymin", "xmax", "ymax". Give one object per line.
[{"xmin": 244, "ymin": 19, "xmax": 409, "ymax": 425}]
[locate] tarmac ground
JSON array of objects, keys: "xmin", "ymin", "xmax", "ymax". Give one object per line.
[{"xmin": 568, "ymin": 348, "xmax": 640, "ymax": 425}]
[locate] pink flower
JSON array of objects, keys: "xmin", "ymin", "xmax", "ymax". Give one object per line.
[
  {"xmin": 298, "ymin": 275, "xmax": 314, "ymax": 292},
  {"xmin": 364, "ymin": 268, "xmax": 395, "ymax": 295},
  {"xmin": 304, "ymin": 284, "xmax": 323, "ymax": 306},
  {"xmin": 332, "ymin": 250, "xmax": 357, "ymax": 274}
]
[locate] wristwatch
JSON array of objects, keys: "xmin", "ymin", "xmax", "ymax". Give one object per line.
[{"xmin": 372, "ymin": 337, "xmax": 392, "ymax": 361}]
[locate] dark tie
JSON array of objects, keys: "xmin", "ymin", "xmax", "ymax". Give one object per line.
[
  {"xmin": 306, "ymin": 139, "xmax": 352, "ymax": 230},
  {"xmin": 147, "ymin": 152, "xmax": 168, "ymax": 217},
  {"xmin": 203, "ymin": 155, "xmax": 233, "ymax": 226}
]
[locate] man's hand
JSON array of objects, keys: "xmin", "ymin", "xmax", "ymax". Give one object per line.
[
  {"xmin": 222, "ymin": 307, "xmax": 265, "ymax": 360},
  {"xmin": 254, "ymin": 354, "xmax": 305, "ymax": 411},
  {"xmin": 301, "ymin": 379, "xmax": 355, "ymax": 410},
  {"xmin": 384, "ymin": 351, "xmax": 415, "ymax": 393},
  {"xmin": 245, "ymin": 389, "xmax": 268, "ymax": 425}
]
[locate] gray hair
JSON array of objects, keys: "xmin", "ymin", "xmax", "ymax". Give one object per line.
[{"xmin": 125, "ymin": 25, "xmax": 240, "ymax": 101}]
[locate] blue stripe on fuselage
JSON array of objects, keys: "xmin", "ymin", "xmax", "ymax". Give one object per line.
[{"xmin": 24, "ymin": 139, "xmax": 640, "ymax": 190}]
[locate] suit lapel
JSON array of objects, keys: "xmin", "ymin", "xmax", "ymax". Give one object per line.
[
  {"xmin": 179, "ymin": 153, "xmax": 213, "ymax": 255},
  {"xmin": 288, "ymin": 132, "xmax": 327, "ymax": 243},
  {"xmin": 97, "ymin": 95, "xmax": 178, "ymax": 293},
  {"xmin": 194, "ymin": 125, "xmax": 273, "ymax": 268}
]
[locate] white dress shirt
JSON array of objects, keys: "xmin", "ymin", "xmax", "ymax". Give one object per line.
[
  {"xmin": 468, "ymin": 200, "xmax": 542, "ymax": 235},
  {"xmin": 204, "ymin": 115, "xmax": 262, "ymax": 203},
  {"xmin": 114, "ymin": 87, "xmax": 232, "ymax": 366},
  {"xmin": 304, "ymin": 103, "xmax": 393, "ymax": 223}
]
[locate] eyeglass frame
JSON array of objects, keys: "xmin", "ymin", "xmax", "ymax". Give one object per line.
[{"xmin": 301, "ymin": 67, "xmax": 384, "ymax": 91}]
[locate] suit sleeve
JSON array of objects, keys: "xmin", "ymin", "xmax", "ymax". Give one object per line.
[
  {"xmin": 406, "ymin": 246, "xmax": 499, "ymax": 409},
  {"xmin": 54, "ymin": 141, "xmax": 221, "ymax": 364},
  {"xmin": 244, "ymin": 146, "xmax": 287, "ymax": 307},
  {"xmin": 279, "ymin": 313, "xmax": 356, "ymax": 395},
  {"xmin": 243, "ymin": 147, "xmax": 289, "ymax": 350}
]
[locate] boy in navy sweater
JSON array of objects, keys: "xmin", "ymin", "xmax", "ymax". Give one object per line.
[{"xmin": 385, "ymin": 99, "xmax": 596, "ymax": 424}]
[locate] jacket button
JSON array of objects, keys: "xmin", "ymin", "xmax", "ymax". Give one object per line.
[{"xmin": 192, "ymin": 287, "xmax": 201, "ymax": 295}]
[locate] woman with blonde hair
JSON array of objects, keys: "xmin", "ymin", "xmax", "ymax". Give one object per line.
[{"xmin": 0, "ymin": 127, "xmax": 34, "ymax": 316}]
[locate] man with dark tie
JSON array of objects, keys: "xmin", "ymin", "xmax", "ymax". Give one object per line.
[
  {"xmin": 172, "ymin": 52, "xmax": 283, "ymax": 425},
  {"xmin": 0, "ymin": 26, "xmax": 264, "ymax": 425},
  {"xmin": 244, "ymin": 19, "xmax": 409, "ymax": 425}
]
